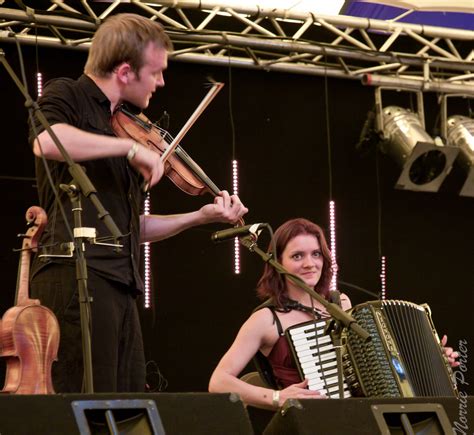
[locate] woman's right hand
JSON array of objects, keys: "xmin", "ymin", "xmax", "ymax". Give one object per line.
[{"xmin": 278, "ymin": 379, "xmax": 327, "ymax": 406}]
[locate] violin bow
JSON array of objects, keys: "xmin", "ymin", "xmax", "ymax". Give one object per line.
[{"xmin": 160, "ymin": 81, "xmax": 224, "ymax": 163}]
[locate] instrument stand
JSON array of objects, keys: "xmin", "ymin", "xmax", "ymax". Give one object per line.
[
  {"xmin": 239, "ymin": 235, "xmax": 370, "ymax": 341},
  {"xmin": 0, "ymin": 48, "xmax": 124, "ymax": 394}
]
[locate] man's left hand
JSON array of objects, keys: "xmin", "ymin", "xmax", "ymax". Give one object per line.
[{"xmin": 200, "ymin": 191, "xmax": 248, "ymax": 224}]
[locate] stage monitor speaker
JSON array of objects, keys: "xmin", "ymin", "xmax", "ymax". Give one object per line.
[
  {"xmin": 0, "ymin": 392, "xmax": 253, "ymax": 435},
  {"xmin": 71, "ymin": 398, "xmax": 165, "ymax": 434},
  {"xmin": 371, "ymin": 403, "xmax": 453, "ymax": 434},
  {"xmin": 263, "ymin": 397, "xmax": 473, "ymax": 435}
]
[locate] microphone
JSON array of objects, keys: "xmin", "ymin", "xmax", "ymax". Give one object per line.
[{"xmin": 211, "ymin": 223, "xmax": 266, "ymax": 243}]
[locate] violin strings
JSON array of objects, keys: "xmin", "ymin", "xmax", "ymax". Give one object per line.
[{"xmin": 155, "ymin": 124, "xmax": 219, "ymax": 193}]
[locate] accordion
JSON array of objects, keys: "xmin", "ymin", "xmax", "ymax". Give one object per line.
[{"xmin": 286, "ymin": 300, "xmax": 458, "ymax": 398}]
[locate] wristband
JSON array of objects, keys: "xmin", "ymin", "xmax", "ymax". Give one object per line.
[
  {"xmin": 272, "ymin": 389, "xmax": 280, "ymax": 408},
  {"xmin": 127, "ymin": 142, "xmax": 139, "ymax": 161}
]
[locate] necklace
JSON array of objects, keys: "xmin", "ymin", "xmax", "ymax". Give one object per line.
[{"xmin": 283, "ymin": 299, "xmax": 324, "ymax": 319}]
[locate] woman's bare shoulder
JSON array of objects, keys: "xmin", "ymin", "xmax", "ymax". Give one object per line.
[{"xmin": 246, "ymin": 306, "xmax": 276, "ymax": 326}]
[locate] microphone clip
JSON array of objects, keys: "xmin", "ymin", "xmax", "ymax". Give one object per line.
[{"xmin": 239, "ymin": 234, "xmax": 258, "ymax": 251}]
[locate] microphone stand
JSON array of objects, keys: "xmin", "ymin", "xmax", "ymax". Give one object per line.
[
  {"xmin": 325, "ymin": 318, "xmax": 346, "ymax": 398},
  {"xmin": 239, "ymin": 234, "xmax": 371, "ymax": 399},
  {"xmin": 0, "ymin": 48, "xmax": 124, "ymax": 393}
]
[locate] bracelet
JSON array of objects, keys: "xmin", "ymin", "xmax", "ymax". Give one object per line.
[
  {"xmin": 272, "ymin": 389, "xmax": 280, "ymax": 408},
  {"xmin": 127, "ymin": 142, "xmax": 139, "ymax": 161}
]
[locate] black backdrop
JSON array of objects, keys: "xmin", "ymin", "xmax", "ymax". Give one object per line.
[{"xmin": 0, "ymin": 43, "xmax": 472, "ymax": 395}]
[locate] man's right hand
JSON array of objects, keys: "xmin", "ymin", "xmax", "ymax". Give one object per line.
[{"xmin": 129, "ymin": 143, "xmax": 165, "ymax": 188}]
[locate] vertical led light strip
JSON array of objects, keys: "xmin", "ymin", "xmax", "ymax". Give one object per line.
[
  {"xmin": 380, "ymin": 255, "xmax": 386, "ymax": 300},
  {"xmin": 232, "ymin": 160, "xmax": 240, "ymax": 274},
  {"xmin": 329, "ymin": 200, "xmax": 338, "ymax": 291},
  {"xmin": 37, "ymin": 72, "xmax": 43, "ymax": 97},
  {"xmin": 143, "ymin": 193, "xmax": 152, "ymax": 308}
]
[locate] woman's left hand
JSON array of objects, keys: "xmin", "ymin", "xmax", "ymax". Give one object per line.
[{"xmin": 441, "ymin": 335, "xmax": 460, "ymax": 368}]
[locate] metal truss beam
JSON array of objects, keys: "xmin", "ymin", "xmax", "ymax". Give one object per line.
[{"xmin": 0, "ymin": 1, "xmax": 473, "ymax": 93}]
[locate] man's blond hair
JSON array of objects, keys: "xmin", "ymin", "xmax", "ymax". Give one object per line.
[{"xmin": 84, "ymin": 13, "xmax": 172, "ymax": 77}]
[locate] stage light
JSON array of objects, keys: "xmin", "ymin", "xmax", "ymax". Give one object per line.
[
  {"xmin": 375, "ymin": 88, "xmax": 459, "ymax": 193},
  {"xmin": 446, "ymin": 115, "xmax": 474, "ymax": 197},
  {"xmin": 440, "ymin": 94, "xmax": 474, "ymax": 197}
]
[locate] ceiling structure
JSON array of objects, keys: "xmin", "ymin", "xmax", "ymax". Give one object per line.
[{"xmin": 0, "ymin": 1, "xmax": 473, "ymax": 94}]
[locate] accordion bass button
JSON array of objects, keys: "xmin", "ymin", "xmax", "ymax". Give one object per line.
[{"xmin": 347, "ymin": 374, "xmax": 357, "ymax": 383}]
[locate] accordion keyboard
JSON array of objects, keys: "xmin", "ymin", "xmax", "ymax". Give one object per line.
[{"xmin": 287, "ymin": 320, "xmax": 352, "ymax": 398}]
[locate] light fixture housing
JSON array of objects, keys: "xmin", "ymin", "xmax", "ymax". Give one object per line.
[
  {"xmin": 440, "ymin": 94, "xmax": 474, "ymax": 197},
  {"xmin": 375, "ymin": 88, "xmax": 459, "ymax": 192},
  {"xmin": 446, "ymin": 115, "xmax": 474, "ymax": 197}
]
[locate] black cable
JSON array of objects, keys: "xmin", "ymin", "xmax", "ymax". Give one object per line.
[
  {"xmin": 23, "ymin": 58, "xmax": 74, "ymax": 247},
  {"xmin": 35, "ymin": 23, "xmax": 40, "ymax": 82},
  {"xmin": 227, "ymin": 48, "xmax": 236, "ymax": 161},
  {"xmin": 0, "ymin": 175, "xmax": 36, "ymax": 182},
  {"xmin": 323, "ymin": 49, "xmax": 333, "ymax": 200},
  {"xmin": 374, "ymin": 117, "xmax": 385, "ymax": 300},
  {"xmin": 338, "ymin": 279, "xmax": 379, "ymax": 299},
  {"xmin": 375, "ymin": 148, "xmax": 382, "ymax": 260},
  {"xmin": 13, "ymin": 34, "xmax": 74, "ymax": 245}
]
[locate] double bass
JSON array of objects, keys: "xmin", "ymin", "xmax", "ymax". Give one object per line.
[{"xmin": 0, "ymin": 206, "xmax": 60, "ymax": 394}]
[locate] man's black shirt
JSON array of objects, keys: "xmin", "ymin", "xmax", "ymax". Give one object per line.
[{"xmin": 29, "ymin": 74, "xmax": 144, "ymax": 292}]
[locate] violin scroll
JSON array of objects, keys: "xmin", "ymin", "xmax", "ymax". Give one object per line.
[{"xmin": 23, "ymin": 206, "xmax": 48, "ymax": 253}]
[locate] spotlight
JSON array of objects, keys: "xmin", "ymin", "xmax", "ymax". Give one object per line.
[
  {"xmin": 446, "ymin": 115, "xmax": 474, "ymax": 197},
  {"xmin": 375, "ymin": 88, "xmax": 459, "ymax": 193},
  {"xmin": 441, "ymin": 94, "xmax": 474, "ymax": 197}
]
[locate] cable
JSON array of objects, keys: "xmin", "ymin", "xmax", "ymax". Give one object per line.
[
  {"xmin": 227, "ymin": 49, "xmax": 236, "ymax": 160},
  {"xmin": 323, "ymin": 49, "xmax": 333, "ymax": 200},
  {"xmin": 13, "ymin": 34, "xmax": 75, "ymax": 245}
]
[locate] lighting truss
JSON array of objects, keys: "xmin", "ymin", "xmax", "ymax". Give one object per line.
[{"xmin": 0, "ymin": 0, "xmax": 473, "ymax": 92}]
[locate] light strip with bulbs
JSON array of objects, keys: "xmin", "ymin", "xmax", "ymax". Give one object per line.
[
  {"xmin": 143, "ymin": 193, "xmax": 152, "ymax": 308},
  {"xmin": 232, "ymin": 159, "xmax": 240, "ymax": 274},
  {"xmin": 329, "ymin": 200, "xmax": 338, "ymax": 292},
  {"xmin": 37, "ymin": 72, "xmax": 43, "ymax": 97},
  {"xmin": 380, "ymin": 255, "xmax": 386, "ymax": 300}
]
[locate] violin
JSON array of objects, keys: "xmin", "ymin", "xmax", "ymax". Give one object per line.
[
  {"xmin": 112, "ymin": 81, "xmax": 245, "ymax": 226},
  {"xmin": 111, "ymin": 105, "xmax": 221, "ymax": 197},
  {"xmin": 0, "ymin": 206, "xmax": 60, "ymax": 394}
]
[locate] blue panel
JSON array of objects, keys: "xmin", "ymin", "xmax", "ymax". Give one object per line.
[{"xmin": 342, "ymin": 1, "xmax": 474, "ymax": 30}]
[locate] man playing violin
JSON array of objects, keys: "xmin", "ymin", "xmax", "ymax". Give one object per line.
[{"xmin": 29, "ymin": 13, "xmax": 248, "ymax": 393}]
